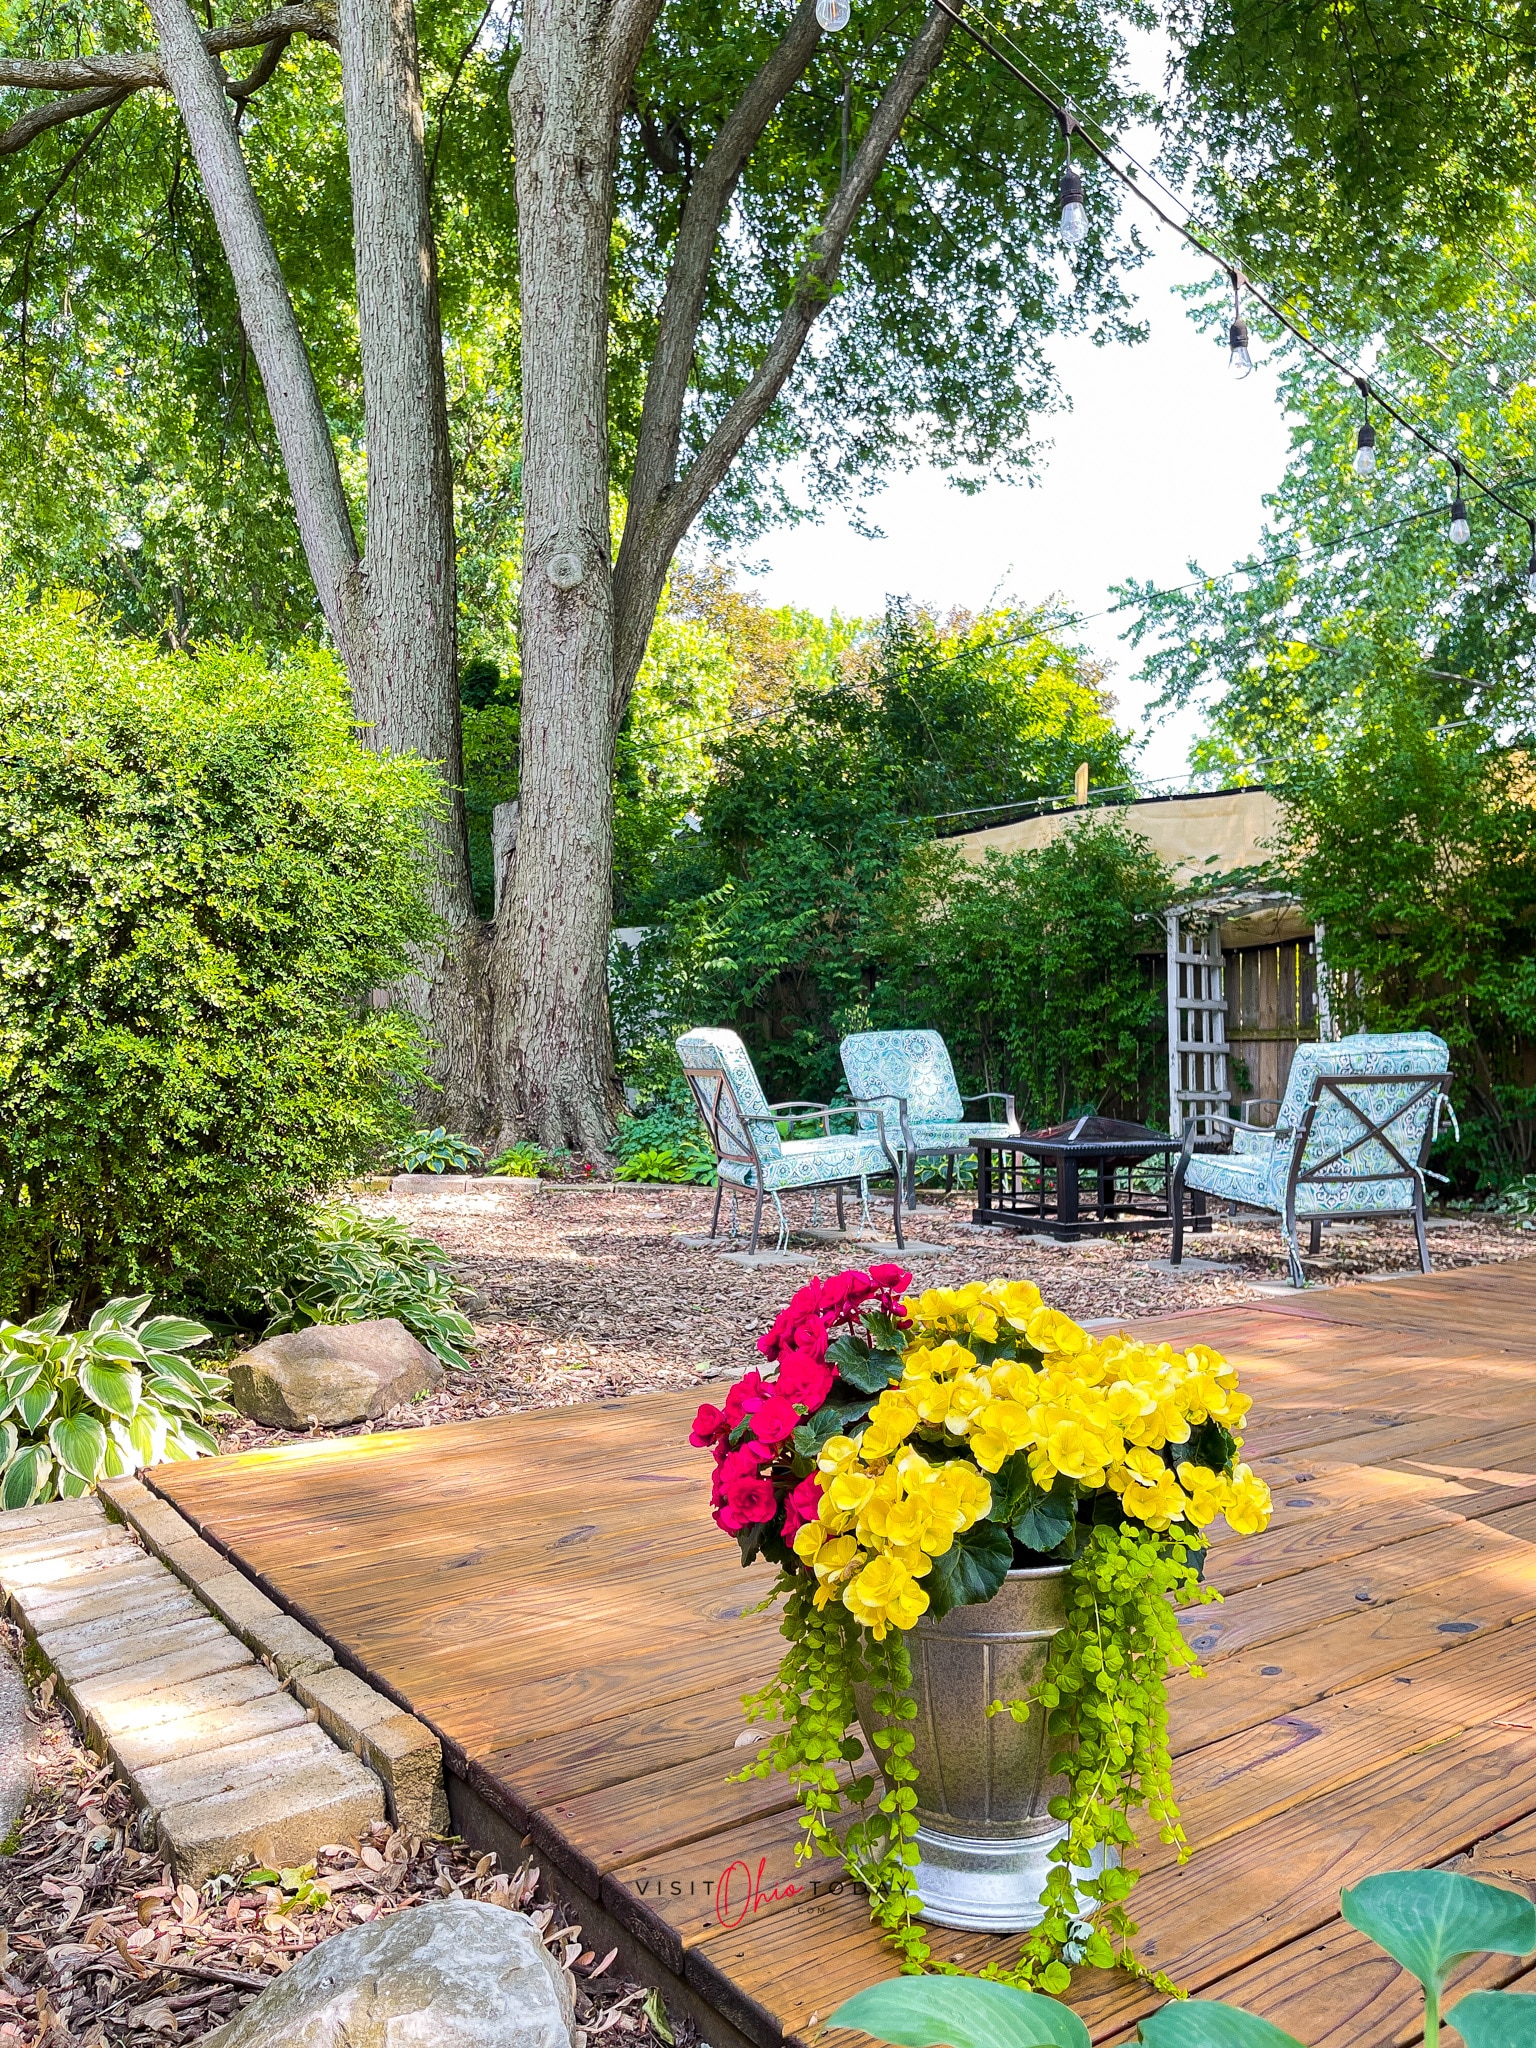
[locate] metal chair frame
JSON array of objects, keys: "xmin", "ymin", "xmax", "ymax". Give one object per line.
[
  {"xmin": 851, "ymin": 1087, "xmax": 1019, "ymax": 1210},
  {"xmin": 681, "ymin": 1062, "xmax": 905, "ymax": 1255},
  {"xmin": 1172, "ymin": 1070, "xmax": 1451, "ymax": 1286}
]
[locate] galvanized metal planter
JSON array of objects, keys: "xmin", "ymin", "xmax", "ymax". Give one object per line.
[{"xmin": 855, "ymin": 1564, "xmax": 1099, "ymax": 1933}]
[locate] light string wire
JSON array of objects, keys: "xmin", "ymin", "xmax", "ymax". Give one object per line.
[{"xmin": 927, "ymin": 0, "xmax": 1536, "ymax": 541}]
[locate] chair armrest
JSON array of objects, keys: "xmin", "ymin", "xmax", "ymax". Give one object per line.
[
  {"xmin": 751, "ymin": 1101, "xmax": 834, "ymax": 1136},
  {"xmin": 960, "ymin": 1091, "xmax": 1018, "ymax": 1130},
  {"xmin": 1238, "ymin": 1097, "xmax": 1282, "ymax": 1125},
  {"xmin": 846, "ymin": 1091, "xmax": 910, "ymax": 1113}
]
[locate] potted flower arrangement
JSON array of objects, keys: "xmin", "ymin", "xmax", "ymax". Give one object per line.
[{"xmin": 690, "ymin": 1267, "xmax": 1273, "ymax": 1989}]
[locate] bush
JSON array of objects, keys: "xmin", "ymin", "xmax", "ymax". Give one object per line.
[
  {"xmin": 0, "ymin": 1295, "xmax": 231, "ymax": 1509},
  {"xmin": 487, "ymin": 1140, "xmax": 550, "ymax": 1178},
  {"xmin": 614, "ymin": 1089, "xmax": 717, "ymax": 1184},
  {"xmin": 261, "ymin": 1205, "xmax": 476, "ymax": 1369},
  {"xmin": 0, "ymin": 593, "xmax": 438, "ymax": 1318},
  {"xmin": 397, "ymin": 1128, "xmax": 485, "ymax": 1174}
]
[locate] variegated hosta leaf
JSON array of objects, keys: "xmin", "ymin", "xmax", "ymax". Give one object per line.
[
  {"xmin": 139, "ymin": 1315, "xmax": 212, "ymax": 1354},
  {"xmin": 88, "ymin": 1331, "xmax": 148, "ymax": 1366},
  {"xmin": 19, "ymin": 1303, "xmax": 71, "ymax": 1337},
  {"xmin": 2, "ymin": 1443, "xmax": 54, "ymax": 1509},
  {"xmin": 59, "ymin": 1470, "xmax": 92, "ymax": 1498},
  {"xmin": 102, "ymin": 1427, "xmax": 137, "ymax": 1479},
  {"xmin": 129, "ymin": 1409, "xmax": 168, "ymax": 1466},
  {"xmin": 18, "ymin": 1383, "xmax": 56, "ymax": 1432},
  {"xmin": 78, "ymin": 1360, "xmax": 142, "ymax": 1420},
  {"xmin": 0, "ymin": 1419, "xmax": 17, "ymax": 1468},
  {"xmin": 88, "ymin": 1294, "xmax": 153, "ymax": 1333},
  {"xmin": 50, "ymin": 1410, "xmax": 109, "ymax": 1482}
]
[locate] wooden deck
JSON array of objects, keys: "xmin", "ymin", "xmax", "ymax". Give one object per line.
[{"xmin": 151, "ymin": 1259, "xmax": 1536, "ymax": 2048}]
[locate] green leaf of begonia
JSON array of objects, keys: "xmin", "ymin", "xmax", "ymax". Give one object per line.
[
  {"xmin": 831, "ymin": 1975, "xmax": 1090, "ymax": 2048},
  {"xmin": 1341, "ymin": 1871, "xmax": 1536, "ymax": 1998},
  {"xmin": 792, "ymin": 1394, "xmax": 876, "ymax": 1459},
  {"xmin": 1010, "ymin": 1475, "xmax": 1078, "ymax": 1556},
  {"xmin": 828, "ymin": 1333, "xmax": 905, "ymax": 1395},
  {"xmin": 78, "ymin": 1360, "xmax": 141, "ymax": 1420},
  {"xmin": 1138, "ymin": 1999, "xmax": 1306, "ymax": 2048},
  {"xmin": 49, "ymin": 1410, "xmax": 108, "ymax": 1482},
  {"xmin": 925, "ymin": 1518, "xmax": 1013, "ymax": 1619},
  {"xmin": 1447, "ymin": 1991, "xmax": 1536, "ymax": 2046},
  {"xmin": 2, "ymin": 1444, "xmax": 53, "ymax": 1510}
]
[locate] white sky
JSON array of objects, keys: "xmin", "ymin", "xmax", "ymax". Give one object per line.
[{"xmin": 733, "ymin": 229, "xmax": 1297, "ymax": 783}]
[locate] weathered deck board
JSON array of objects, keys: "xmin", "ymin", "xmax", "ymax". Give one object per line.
[{"xmin": 152, "ymin": 1258, "xmax": 1536, "ymax": 2048}]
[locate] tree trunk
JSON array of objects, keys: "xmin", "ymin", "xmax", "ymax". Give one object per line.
[
  {"xmin": 494, "ymin": 0, "xmax": 626, "ymax": 1155},
  {"xmin": 338, "ymin": 0, "xmax": 492, "ymax": 1134}
]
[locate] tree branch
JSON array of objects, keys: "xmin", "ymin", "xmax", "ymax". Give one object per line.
[
  {"xmin": 610, "ymin": 0, "xmax": 955, "ymax": 718},
  {"xmin": 0, "ymin": 7, "xmax": 336, "ymax": 154},
  {"xmin": 141, "ymin": 0, "xmax": 364, "ymax": 660}
]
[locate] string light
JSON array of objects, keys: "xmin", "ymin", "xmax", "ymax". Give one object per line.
[
  {"xmin": 1057, "ymin": 115, "xmax": 1087, "ymax": 247},
  {"xmin": 1449, "ymin": 461, "xmax": 1472, "ymax": 546},
  {"xmin": 1353, "ymin": 380, "xmax": 1377, "ymax": 478},
  {"xmin": 1226, "ymin": 271, "xmax": 1253, "ymax": 376},
  {"xmin": 815, "ymin": 0, "xmax": 850, "ymax": 31},
  {"xmin": 926, "ymin": 0, "xmax": 1536, "ymax": 587}
]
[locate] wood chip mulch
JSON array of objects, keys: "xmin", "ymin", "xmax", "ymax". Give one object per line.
[
  {"xmin": 215, "ymin": 1181, "xmax": 1534, "ymax": 1453},
  {"xmin": 0, "ymin": 1622, "xmax": 691, "ymax": 2048}
]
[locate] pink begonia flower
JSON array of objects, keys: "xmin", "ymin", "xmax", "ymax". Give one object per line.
[
  {"xmin": 746, "ymin": 1391, "xmax": 800, "ymax": 1449},
  {"xmin": 722, "ymin": 1370, "xmax": 769, "ymax": 1429},
  {"xmin": 689, "ymin": 1402, "xmax": 728, "ymax": 1449},
  {"xmin": 781, "ymin": 1473, "xmax": 823, "ymax": 1538},
  {"xmin": 716, "ymin": 1472, "xmax": 778, "ymax": 1532},
  {"xmin": 776, "ymin": 1350, "xmax": 836, "ymax": 1412}
]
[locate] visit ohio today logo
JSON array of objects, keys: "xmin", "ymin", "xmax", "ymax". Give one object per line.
[{"xmin": 626, "ymin": 1854, "xmax": 847, "ymax": 1927}]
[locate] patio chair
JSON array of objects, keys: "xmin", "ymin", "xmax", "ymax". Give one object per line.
[
  {"xmin": 676, "ymin": 1028, "xmax": 905, "ymax": 1255},
  {"xmin": 839, "ymin": 1029, "xmax": 1018, "ymax": 1211},
  {"xmin": 1171, "ymin": 1032, "xmax": 1454, "ymax": 1288}
]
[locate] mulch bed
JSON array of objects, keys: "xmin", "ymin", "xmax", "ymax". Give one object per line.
[
  {"xmin": 217, "ymin": 1180, "xmax": 1532, "ymax": 1452},
  {"xmin": 0, "ymin": 1621, "xmax": 688, "ymax": 2048}
]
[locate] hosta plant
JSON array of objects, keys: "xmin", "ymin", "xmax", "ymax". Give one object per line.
[
  {"xmin": 488, "ymin": 1141, "xmax": 552, "ymax": 1178},
  {"xmin": 833, "ymin": 1869, "xmax": 1536, "ymax": 2041},
  {"xmin": 262, "ymin": 1205, "xmax": 476, "ymax": 1370},
  {"xmin": 0, "ymin": 1297, "xmax": 230, "ymax": 1509},
  {"xmin": 615, "ymin": 1142, "xmax": 716, "ymax": 1184},
  {"xmin": 396, "ymin": 1128, "xmax": 484, "ymax": 1174}
]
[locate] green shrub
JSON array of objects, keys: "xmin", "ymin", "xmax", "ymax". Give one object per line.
[
  {"xmin": 396, "ymin": 1128, "xmax": 485, "ymax": 1174},
  {"xmin": 0, "ymin": 593, "xmax": 438, "ymax": 1319},
  {"xmin": 262, "ymin": 1205, "xmax": 476, "ymax": 1369},
  {"xmin": 487, "ymin": 1140, "xmax": 550, "ymax": 1178},
  {"xmin": 614, "ymin": 1090, "xmax": 717, "ymax": 1184},
  {"xmin": 0, "ymin": 1295, "xmax": 231, "ymax": 1509}
]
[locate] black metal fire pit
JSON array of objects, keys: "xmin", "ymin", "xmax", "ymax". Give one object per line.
[{"xmin": 971, "ymin": 1115, "xmax": 1210, "ymax": 1241}]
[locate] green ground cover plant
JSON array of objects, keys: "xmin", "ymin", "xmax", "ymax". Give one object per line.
[
  {"xmin": 0, "ymin": 1294, "xmax": 230, "ymax": 1508},
  {"xmin": 0, "ymin": 592, "xmax": 436, "ymax": 1321},
  {"xmin": 396, "ymin": 1128, "xmax": 486, "ymax": 1174},
  {"xmin": 261, "ymin": 1206, "xmax": 476, "ymax": 1370}
]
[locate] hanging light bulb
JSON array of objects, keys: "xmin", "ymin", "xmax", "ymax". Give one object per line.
[
  {"xmin": 1449, "ymin": 461, "xmax": 1471, "ymax": 546},
  {"xmin": 1228, "ymin": 271, "xmax": 1253, "ymax": 376},
  {"xmin": 815, "ymin": 0, "xmax": 850, "ymax": 29},
  {"xmin": 1058, "ymin": 162, "xmax": 1088, "ymax": 245},
  {"xmin": 1352, "ymin": 379, "xmax": 1375, "ymax": 477}
]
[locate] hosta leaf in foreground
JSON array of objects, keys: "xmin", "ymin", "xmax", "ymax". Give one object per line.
[
  {"xmin": 831, "ymin": 1974, "xmax": 1091, "ymax": 2048},
  {"xmin": 1342, "ymin": 1872, "xmax": 1536, "ymax": 1997},
  {"xmin": 1447, "ymin": 1991, "xmax": 1536, "ymax": 2047},
  {"xmin": 1139, "ymin": 1998, "xmax": 1306, "ymax": 2048}
]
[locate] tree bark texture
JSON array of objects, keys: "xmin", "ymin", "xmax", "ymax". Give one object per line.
[
  {"xmin": 337, "ymin": 0, "xmax": 492, "ymax": 1131},
  {"xmin": 494, "ymin": 0, "xmax": 644, "ymax": 1153}
]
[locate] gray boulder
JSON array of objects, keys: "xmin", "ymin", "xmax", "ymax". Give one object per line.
[
  {"xmin": 203, "ymin": 1899, "xmax": 574, "ymax": 2048},
  {"xmin": 230, "ymin": 1319, "xmax": 444, "ymax": 1428}
]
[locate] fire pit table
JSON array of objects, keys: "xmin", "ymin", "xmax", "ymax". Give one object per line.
[{"xmin": 971, "ymin": 1115, "xmax": 1211, "ymax": 1243}]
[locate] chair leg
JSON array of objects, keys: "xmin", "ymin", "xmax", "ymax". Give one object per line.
[
  {"xmin": 748, "ymin": 1185, "xmax": 766, "ymax": 1256},
  {"xmin": 1414, "ymin": 1198, "xmax": 1431, "ymax": 1274},
  {"xmin": 1283, "ymin": 1228, "xmax": 1306, "ymax": 1289},
  {"xmin": 710, "ymin": 1182, "xmax": 724, "ymax": 1240},
  {"xmin": 835, "ymin": 1185, "xmax": 845, "ymax": 1231},
  {"xmin": 905, "ymin": 1156, "xmax": 918, "ymax": 1212},
  {"xmin": 1170, "ymin": 1177, "xmax": 1185, "ymax": 1266},
  {"xmin": 944, "ymin": 1155, "xmax": 954, "ymax": 1195},
  {"xmin": 1307, "ymin": 1218, "xmax": 1321, "ymax": 1256},
  {"xmin": 891, "ymin": 1175, "xmax": 905, "ymax": 1251}
]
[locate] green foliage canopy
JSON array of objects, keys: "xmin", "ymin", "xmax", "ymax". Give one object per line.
[{"xmin": 0, "ymin": 591, "xmax": 438, "ymax": 1317}]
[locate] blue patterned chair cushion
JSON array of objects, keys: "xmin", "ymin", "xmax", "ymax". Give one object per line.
[
  {"xmin": 716, "ymin": 1132, "xmax": 897, "ymax": 1192},
  {"xmin": 840, "ymin": 1031, "xmax": 965, "ymax": 1127},
  {"xmin": 676, "ymin": 1027, "xmax": 781, "ymax": 1165},
  {"xmin": 1185, "ymin": 1031, "xmax": 1450, "ymax": 1219},
  {"xmin": 906, "ymin": 1119, "xmax": 1016, "ymax": 1151}
]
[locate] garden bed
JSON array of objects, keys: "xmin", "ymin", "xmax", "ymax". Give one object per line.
[{"xmin": 215, "ymin": 1183, "xmax": 1531, "ymax": 1453}]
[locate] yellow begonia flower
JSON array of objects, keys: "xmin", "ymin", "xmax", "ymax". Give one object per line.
[
  {"xmin": 827, "ymin": 1468, "xmax": 879, "ymax": 1518},
  {"xmin": 902, "ymin": 1338, "xmax": 976, "ymax": 1382},
  {"xmin": 817, "ymin": 1434, "xmax": 861, "ymax": 1477},
  {"xmin": 843, "ymin": 1553, "xmax": 929, "ymax": 1638},
  {"xmin": 928, "ymin": 1461, "xmax": 992, "ymax": 1532},
  {"xmin": 986, "ymin": 1279, "xmax": 1044, "ymax": 1328},
  {"xmin": 860, "ymin": 1388, "xmax": 920, "ymax": 1459},
  {"xmin": 988, "ymin": 1359, "xmax": 1041, "ymax": 1404},
  {"xmin": 1120, "ymin": 1467, "xmax": 1188, "ymax": 1530},
  {"xmin": 1224, "ymin": 1462, "xmax": 1273, "ymax": 1535},
  {"xmin": 1026, "ymin": 1306, "xmax": 1091, "ymax": 1356},
  {"xmin": 1175, "ymin": 1462, "xmax": 1227, "ymax": 1530},
  {"xmin": 968, "ymin": 1397, "xmax": 1035, "ymax": 1474},
  {"xmin": 1040, "ymin": 1416, "xmax": 1113, "ymax": 1487}
]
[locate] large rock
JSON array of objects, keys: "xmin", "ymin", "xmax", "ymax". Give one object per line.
[
  {"xmin": 203, "ymin": 1900, "xmax": 574, "ymax": 2048},
  {"xmin": 229, "ymin": 1320, "xmax": 444, "ymax": 1428}
]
